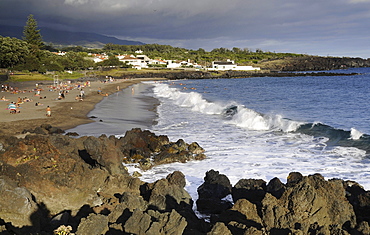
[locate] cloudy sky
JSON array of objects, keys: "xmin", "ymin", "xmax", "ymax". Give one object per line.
[{"xmin": 1, "ymin": 0, "xmax": 370, "ymax": 58}]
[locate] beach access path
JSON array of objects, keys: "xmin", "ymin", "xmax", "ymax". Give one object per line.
[{"xmin": 0, "ymin": 78, "xmax": 165, "ymax": 137}]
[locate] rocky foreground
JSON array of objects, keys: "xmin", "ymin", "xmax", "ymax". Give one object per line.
[{"xmin": 0, "ymin": 126, "xmax": 369, "ymax": 234}]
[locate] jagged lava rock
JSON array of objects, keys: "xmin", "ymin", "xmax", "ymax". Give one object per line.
[
  {"xmin": 261, "ymin": 173, "xmax": 356, "ymax": 234},
  {"xmin": 0, "ymin": 176, "xmax": 40, "ymax": 229},
  {"xmin": 118, "ymin": 128, "xmax": 206, "ymax": 170},
  {"xmin": 196, "ymin": 169, "xmax": 233, "ymax": 214}
]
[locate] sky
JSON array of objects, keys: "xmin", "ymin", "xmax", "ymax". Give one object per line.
[{"xmin": 1, "ymin": 0, "xmax": 370, "ymax": 58}]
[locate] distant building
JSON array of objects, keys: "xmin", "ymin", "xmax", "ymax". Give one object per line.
[
  {"xmin": 166, "ymin": 59, "xmax": 201, "ymax": 69},
  {"xmin": 116, "ymin": 54, "xmax": 148, "ymax": 69},
  {"xmin": 52, "ymin": 51, "xmax": 67, "ymax": 56},
  {"xmin": 89, "ymin": 53, "xmax": 108, "ymax": 63},
  {"xmin": 150, "ymin": 59, "xmax": 167, "ymax": 65},
  {"xmin": 208, "ymin": 59, "xmax": 260, "ymax": 71},
  {"xmin": 136, "ymin": 55, "xmax": 151, "ymax": 63}
]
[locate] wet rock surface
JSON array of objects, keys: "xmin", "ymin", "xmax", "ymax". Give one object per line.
[{"xmin": 0, "ymin": 126, "xmax": 369, "ymax": 234}]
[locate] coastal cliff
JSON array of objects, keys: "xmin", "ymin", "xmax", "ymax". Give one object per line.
[
  {"xmin": 0, "ymin": 126, "xmax": 369, "ymax": 234},
  {"xmin": 257, "ymin": 56, "xmax": 370, "ymax": 71}
]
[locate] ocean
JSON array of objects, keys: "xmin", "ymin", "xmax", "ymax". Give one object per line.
[{"xmin": 68, "ymin": 67, "xmax": 370, "ymax": 203}]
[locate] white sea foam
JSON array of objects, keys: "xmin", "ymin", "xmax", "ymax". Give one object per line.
[
  {"xmin": 153, "ymin": 83, "xmax": 224, "ymax": 115},
  {"xmin": 153, "ymin": 83, "xmax": 303, "ymax": 132},
  {"xmin": 229, "ymin": 108, "xmax": 303, "ymax": 132},
  {"xmin": 124, "ymin": 82, "xmax": 370, "ymax": 206},
  {"xmin": 350, "ymin": 128, "xmax": 363, "ymax": 140}
]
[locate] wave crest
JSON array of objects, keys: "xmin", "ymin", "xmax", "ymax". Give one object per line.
[{"xmin": 153, "ymin": 83, "xmax": 302, "ymax": 132}]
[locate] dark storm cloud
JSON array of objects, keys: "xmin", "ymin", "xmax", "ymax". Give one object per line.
[{"xmin": 1, "ymin": 0, "xmax": 370, "ymax": 57}]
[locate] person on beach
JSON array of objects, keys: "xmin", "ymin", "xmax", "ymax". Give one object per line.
[
  {"xmin": 23, "ymin": 97, "xmax": 32, "ymax": 102},
  {"xmin": 80, "ymin": 89, "xmax": 85, "ymax": 98},
  {"xmin": 17, "ymin": 97, "xmax": 23, "ymax": 105},
  {"xmin": 75, "ymin": 95, "xmax": 83, "ymax": 101},
  {"xmin": 46, "ymin": 106, "xmax": 51, "ymax": 117},
  {"xmin": 1, "ymin": 96, "xmax": 9, "ymax": 101},
  {"xmin": 8, "ymin": 102, "xmax": 17, "ymax": 114}
]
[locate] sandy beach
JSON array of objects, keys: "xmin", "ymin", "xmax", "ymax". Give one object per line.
[{"xmin": 0, "ymin": 77, "xmax": 165, "ymax": 136}]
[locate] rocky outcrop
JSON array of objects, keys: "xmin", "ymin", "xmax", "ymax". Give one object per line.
[
  {"xmin": 258, "ymin": 56, "xmax": 370, "ymax": 71},
  {"xmin": 1, "ymin": 127, "xmax": 370, "ymax": 234},
  {"xmin": 261, "ymin": 174, "xmax": 356, "ymax": 234},
  {"xmin": 196, "ymin": 170, "xmax": 233, "ymax": 214},
  {"xmin": 198, "ymin": 170, "xmax": 370, "ymax": 235},
  {"xmin": 118, "ymin": 128, "xmax": 206, "ymax": 170},
  {"xmin": 123, "ymin": 209, "xmax": 187, "ymax": 235},
  {"xmin": 0, "ymin": 176, "xmax": 40, "ymax": 229},
  {"xmin": 112, "ymin": 70, "xmax": 217, "ymax": 80},
  {"xmin": 0, "ymin": 126, "xmax": 208, "ymax": 234}
]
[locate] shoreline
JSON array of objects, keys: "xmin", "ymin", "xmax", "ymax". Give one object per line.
[
  {"xmin": 66, "ymin": 82, "xmax": 161, "ymax": 137},
  {"xmin": 0, "ymin": 77, "xmax": 165, "ymax": 137}
]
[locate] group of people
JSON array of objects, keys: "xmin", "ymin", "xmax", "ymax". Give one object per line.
[
  {"xmin": 2, "ymin": 96, "xmax": 30, "ymax": 114},
  {"xmin": 2, "ymin": 78, "xmax": 115, "ymax": 118},
  {"xmin": 1, "ymin": 84, "xmax": 21, "ymax": 93},
  {"xmin": 5, "ymin": 100, "xmax": 51, "ymax": 116},
  {"xmin": 1, "ymin": 83, "xmax": 52, "ymax": 116}
]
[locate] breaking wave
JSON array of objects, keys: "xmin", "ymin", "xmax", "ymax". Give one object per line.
[{"xmin": 152, "ymin": 83, "xmax": 370, "ymax": 153}]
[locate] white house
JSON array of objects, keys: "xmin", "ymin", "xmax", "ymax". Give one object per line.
[
  {"xmin": 166, "ymin": 60, "xmax": 183, "ymax": 68},
  {"xmin": 166, "ymin": 59, "xmax": 200, "ymax": 69},
  {"xmin": 150, "ymin": 59, "xmax": 167, "ymax": 66},
  {"xmin": 209, "ymin": 59, "xmax": 260, "ymax": 71},
  {"xmin": 53, "ymin": 51, "xmax": 67, "ymax": 56},
  {"xmin": 89, "ymin": 53, "xmax": 108, "ymax": 63},
  {"xmin": 136, "ymin": 55, "xmax": 151, "ymax": 64},
  {"xmin": 117, "ymin": 54, "xmax": 148, "ymax": 69}
]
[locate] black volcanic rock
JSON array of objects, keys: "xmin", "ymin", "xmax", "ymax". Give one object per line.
[
  {"xmin": 196, "ymin": 170, "xmax": 233, "ymax": 214},
  {"xmin": 0, "ymin": 126, "xmax": 370, "ymax": 234},
  {"xmin": 260, "ymin": 174, "xmax": 356, "ymax": 234},
  {"xmin": 266, "ymin": 177, "xmax": 286, "ymax": 199},
  {"xmin": 232, "ymin": 178, "xmax": 267, "ymax": 206}
]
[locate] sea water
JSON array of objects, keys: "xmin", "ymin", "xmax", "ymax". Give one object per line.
[
  {"xmin": 71, "ymin": 68, "xmax": 370, "ymax": 204},
  {"xmin": 122, "ymin": 68, "xmax": 370, "ymax": 202}
]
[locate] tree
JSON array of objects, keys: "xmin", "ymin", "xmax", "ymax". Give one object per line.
[
  {"xmin": 0, "ymin": 36, "xmax": 30, "ymax": 68},
  {"xmin": 62, "ymin": 52, "xmax": 94, "ymax": 70},
  {"xmin": 96, "ymin": 56, "xmax": 124, "ymax": 67},
  {"xmin": 16, "ymin": 53, "xmax": 42, "ymax": 71},
  {"xmin": 23, "ymin": 14, "xmax": 44, "ymax": 50},
  {"xmin": 232, "ymin": 47, "xmax": 241, "ymax": 53},
  {"xmin": 39, "ymin": 51, "xmax": 64, "ymax": 72}
]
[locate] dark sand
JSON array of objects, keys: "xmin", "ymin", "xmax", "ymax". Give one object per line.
[
  {"xmin": 66, "ymin": 82, "xmax": 160, "ymax": 136},
  {"xmin": 0, "ymin": 78, "xmax": 165, "ymax": 137}
]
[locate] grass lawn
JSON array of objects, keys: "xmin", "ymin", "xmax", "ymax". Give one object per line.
[
  {"xmin": 4, "ymin": 68, "xmax": 185, "ymax": 82},
  {"xmin": 7, "ymin": 71, "xmax": 85, "ymax": 82}
]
